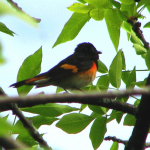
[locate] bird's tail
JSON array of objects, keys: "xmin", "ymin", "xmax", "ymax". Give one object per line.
[{"xmin": 10, "ymin": 75, "xmax": 47, "ymax": 88}]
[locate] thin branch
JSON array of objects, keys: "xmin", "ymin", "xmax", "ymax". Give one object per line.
[
  {"xmin": 0, "ymin": 136, "xmax": 28, "ymax": 149},
  {"xmin": 104, "ymin": 136, "xmax": 150, "ymax": 149},
  {"xmin": 0, "ymin": 88, "xmax": 146, "ymax": 115},
  {"xmin": 127, "ymin": 18, "xmax": 149, "ymax": 50},
  {"xmin": 104, "ymin": 136, "xmax": 127, "ymax": 145},
  {"xmin": 11, "ymin": 103, "xmax": 51, "ymax": 149}
]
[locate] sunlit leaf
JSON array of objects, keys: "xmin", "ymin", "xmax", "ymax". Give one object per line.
[
  {"xmin": 124, "ymin": 114, "xmax": 136, "ymax": 126},
  {"xmin": 21, "ymin": 103, "xmax": 79, "ymax": 117},
  {"xmin": 110, "ymin": 142, "xmax": 118, "ymax": 150},
  {"xmin": 53, "ymin": 13, "xmax": 90, "ymax": 47},
  {"xmin": 0, "ymin": 1, "xmax": 39, "ymax": 27},
  {"xmin": 84, "ymin": 0, "xmax": 110, "ymax": 9},
  {"xmin": 90, "ymin": 9, "xmax": 105, "ymax": 21},
  {"xmin": 68, "ymin": 3, "xmax": 93, "ymax": 13},
  {"xmin": 126, "ymin": 67, "xmax": 136, "ymax": 89},
  {"xmin": 17, "ymin": 47, "xmax": 42, "ymax": 95},
  {"xmin": 56, "ymin": 113, "xmax": 94, "ymax": 133},
  {"xmin": 109, "ymin": 50, "xmax": 122, "ymax": 88},
  {"xmin": 0, "ymin": 22, "xmax": 15, "ymax": 36},
  {"xmin": 90, "ymin": 117, "xmax": 107, "ymax": 149},
  {"xmin": 133, "ymin": 44, "xmax": 147, "ymax": 55},
  {"xmin": 98, "ymin": 60, "xmax": 108, "ymax": 73}
]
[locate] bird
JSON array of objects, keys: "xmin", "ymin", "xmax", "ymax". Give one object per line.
[{"xmin": 10, "ymin": 42, "xmax": 102, "ymax": 92}]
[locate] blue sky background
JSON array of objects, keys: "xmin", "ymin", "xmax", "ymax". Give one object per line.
[{"xmin": 0, "ymin": 0, "xmax": 150, "ymax": 149}]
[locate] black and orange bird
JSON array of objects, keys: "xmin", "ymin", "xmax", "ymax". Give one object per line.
[{"xmin": 10, "ymin": 42, "xmax": 102, "ymax": 91}]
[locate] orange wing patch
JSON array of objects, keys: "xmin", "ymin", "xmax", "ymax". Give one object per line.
[
  {"xmin": 26, "ymin": 76, "xmax": 46, "ymax": 83},
  {"xmin": 60, "ymin": 64, "xmax": 78, "ymax": 73}
]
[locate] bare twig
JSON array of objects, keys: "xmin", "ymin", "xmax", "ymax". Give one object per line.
[
  {"xmin": 12, "ymin": 103, "xmax": 51, "ymax": 149},
  {"xmin": 0, "ymin": 136, "xmax": 28, "ymax": 149},
  {"xmin": 127, "ymin": 18, "xmax": 149, "ymax": 50},
  {"xmin": 104, "ymin": 136, "xmax": 127, "ymax": 145}
]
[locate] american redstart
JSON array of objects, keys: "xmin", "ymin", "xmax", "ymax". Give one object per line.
[{"xmin": 10, "ymin": 42, "xmax": 102, "ymax": 91}]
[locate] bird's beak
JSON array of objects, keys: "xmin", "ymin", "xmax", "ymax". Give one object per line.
[{"xmin": 97, "ymin": 51, "xmax": 102, "ymax": 54}]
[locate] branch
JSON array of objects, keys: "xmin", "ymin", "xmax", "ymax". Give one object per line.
[
  {"xmin": 127, "ymin": 18, "xmax": 149, "ymax": 50},
  {"xmin": 104, "ymin": 136, "xmax": 150, "ymax": 149},
  {"xmin": 104, "ymin": 136, "xmax": 127, "ymax": 145},
  {"xmin": 125, "ymin": 74, "xmax": 150, "ymax": 150},
  {"xmin": 11, "ymin": 103, "xmax": 51, "ymax": 149},
  {"xmin": 0, "ymin": 136, "xmax": 28, "ymax": 149},
  {"xmin": 0, "ymin": 88, "xmax": 146, "ymax": 115}
]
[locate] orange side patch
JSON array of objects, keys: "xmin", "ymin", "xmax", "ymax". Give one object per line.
[
  {"xmin": 26, "ymin": 76, "xmax": 46, "ymax": 83},
  {"xmin": 60, "ymin": 64, "xmax": 78, "ymax": 73},
  {"xmin": 79, "ymin": 61, "xmax": 97, "ymax": 76}
]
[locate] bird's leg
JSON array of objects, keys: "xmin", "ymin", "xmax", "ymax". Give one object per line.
[{"xmin": 64, "ymin": 89, "xmax": 69, "ymax": 93}]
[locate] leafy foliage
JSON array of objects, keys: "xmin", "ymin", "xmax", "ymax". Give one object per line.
[{"xmin": 1, "ymin": 0, "xmax": 150, "ymax": 150}]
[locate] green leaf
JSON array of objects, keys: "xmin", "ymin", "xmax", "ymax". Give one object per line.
[
  {"xmin": 130, "ymin": 30, "xmax": 142, "ymax": 45},
  {"xmin": 0, "ymin": 117, "xmax": 12, "ymax": 136},
  {"xmin": 121, "ymin": 71, "xmax": 130, "ymax": 84},
  {"xmin": 79, "ymin": 104, "xmax": 87, "ymax": 112},
  {"xmin": 115, "ymin": 97, "xmax": 128, "ymax": 123},
  {"xmin": 143, "ymin": 22, "xmax": 150, "ymax": 28},
  {"xmin": 145, "ymin": 50, "xmax": 150, "ymax": 70},
  {"xmin": 90, "ymin": 9, "xmax": 104, "ymax": 21},
  {"xmin": 0, "ymin": 22, "xmax": 15, "ymax": 36},
  {"xmin": 105, "ymin": 9, "xmax": 122, "ymax": 28},
  {"xmin": 68, "ymin": 3, "xmax": 93, "ymax": 13},
  {"xmin": 105, "ymin": 21, "xmax": 120, "ymax": 50},
  {"xmin": 17, "ymin": 132, "xmax": 38, "ymax": 147},
  {"xmin": 53, "ymin": 13, "xmax": 90, "ymax": 47},
  {"xmin": 110, "ymin": 142, "xmax": 118, "ymax": 150},
  {"xmin": 84, "ymin": 0, "xmax": 110, "ymax": 9},
  {"xmin": 123, "ymin": 114, "xmax": 136, "ymax": 126},
  {"xmin": 88, "ymin": 85, "xmax": 100, "ymax": 91},
  {"xmin": 28, "ymin": 115, "xmax": 58, "ymax": 128},
  {"xmin": 17, "ymin": 47, "xmax": 42, "ymax": 95},
  {"xmin": 97, "ymin": 75, "xmax": 109, "ymax": 91},
  {"xmin": 56, "ymin": 87, "xmax": 65, "ymax": 93},
  {"xmin": 0, "ymin": 1, "xmax": 39, "ymax": 27},
  {"xmin": 122, "ymin": 22, "xmax": 132, "ymax": 34},
  {"xmin": 126, "ymin": 67, "xmax": 136, "ymax": 89},
  {"xmin": 134, "ymin": 99, "xmax": 140, "ymax": 106},
  {"xmin": 137, "ymin": 0, "xmax": 150, "ymax": 9},
  {"xmin": 0, "ymin": 43, "xmax": 6, "ymax": 65},
  {"xmin": 77, "ymin": 0, "xmax": 86, "ymax": 4},
  {"xmin": 90, "ymin": 112, "xmax": 102, "ymax": 118},
  {"xmin": 21, "ymin": 103, "xmax": 79, "ymax": 117},
  {"xmin": 56, "ymin": 113, "xmax": 94, "ymax": 133},
  {"xmin": 133, "ymin": 44, "xmax": 147, "ymax": 55},
  {"xmin": 88, "ymin": 105, "xmax": 106, "ymax": 114},
  {"xmin": 110, "ymin": 0, "xmax": 121, "ymax": 9},
  {"xmin": 119, "ymin": 0, "xmax": 134, "ymax": 5},
  {"xmin": 121, "ymin": 3, "xmax": 136, "ymax": 16},
  {"xmin": 132, "ymin": 78, "xmax": 147, "ymax": 88},
  {"xmin": 109, "ymin": 50, "xmax": 122, "ymax": 88},
  {"xmin": 121, "ymin": 51, "xmax": 126, "ymax": 70},
  {"xmin": 90, "ymin": 117, "xmax": 107, "ymax": 149},
  {"xmin": 98, "ymin": 60, "xmax": 108, "ymax": 73}
]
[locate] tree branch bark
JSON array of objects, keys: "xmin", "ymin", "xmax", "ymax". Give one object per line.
[
  {"xmin": 0, "ymin": 136, "xmax": 28, "ymax": 149},
  {"xmin": 0, "ymin": 88, "xmax": 145, "ymax": 115},
  {"xmin": 11, "ymin": 103, "xmax": 51, "ymax": 149},
  {"xmin": 125, "ymin": 74, "xmax": 150, "ymax": 150}
]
